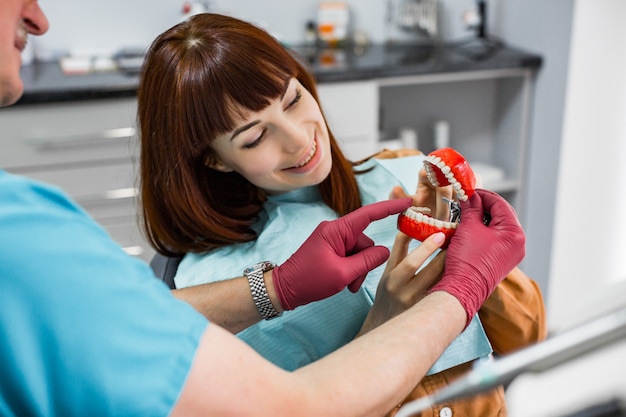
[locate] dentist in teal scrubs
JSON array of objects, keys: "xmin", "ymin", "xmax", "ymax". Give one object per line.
[{"xmin": 0, "ymin": 1, "xmax": 526, "ymax": 416}]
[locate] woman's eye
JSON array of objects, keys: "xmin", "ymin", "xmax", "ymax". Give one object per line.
[
  {"xmin": 243, "ymin": 130, "xmax": 266, "ymax": 149},
  {"xmin": 285, "ymin": 88, "xmax": 302, "ymax": 110}
]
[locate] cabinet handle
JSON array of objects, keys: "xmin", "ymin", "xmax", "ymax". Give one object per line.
[
  {"xmin": 24, "ymin": 127, "xmax": 135, "ymax": 148},
  {"xmin": 74, "ymin": 187, "xmax": 138, "ymax": 205},
  {"xmin": 123, "ymin": 246, "xmax": 145, "ymax": 257}
]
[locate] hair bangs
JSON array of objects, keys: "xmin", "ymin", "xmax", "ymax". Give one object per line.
[
  {"xmin": 211, "ymin": 48, "xmax": 297, "ymax": 137},
  {"xmin": 171, "ymin": 34, "xmax": 298, "ymax": 158}
]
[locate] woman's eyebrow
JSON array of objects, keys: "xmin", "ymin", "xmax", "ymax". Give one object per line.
[
  {"xmin": 230, "ymin": 79, "xmax": 292, "ymax": 141},
  {"xmin": 230, "ymin": 120, "xmax": 260, "ymax": 141},
  {"xmin": 280, "ymin": 78, "xmax": 291, "ymax": 100}
]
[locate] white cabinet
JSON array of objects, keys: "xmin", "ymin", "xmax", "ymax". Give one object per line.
[
  {"xmin": 0, "ymin": 99, "xmax": 137, "ymax": 169},
  {"xmin": 316, "ymin": 68, "xmax": 536, "ymax": 221},
  {"xmin": 3, "ymin": 65, "xmax": 535, "ymax": 262},
  {"xmin": 0, "ymin": 98, "xmax": 154, "ymax": 262},
  {"xmin": 317, "ymin": 80, "xmax": 379, "ymax": 161}
]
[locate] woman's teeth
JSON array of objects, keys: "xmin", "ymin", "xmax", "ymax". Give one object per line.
[{"xmin": 293, "ymin": 140, "xmax": 317, "ymax": 168}]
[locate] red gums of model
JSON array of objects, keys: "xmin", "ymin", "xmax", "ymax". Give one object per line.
[{"xmin": 397, "ymin": 147, "xmax": 476, "ymax": 248}]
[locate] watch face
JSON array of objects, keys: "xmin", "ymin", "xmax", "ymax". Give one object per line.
[{"xmin": 244, "ymin": 261, "xmax": 275, "ymax": 275}]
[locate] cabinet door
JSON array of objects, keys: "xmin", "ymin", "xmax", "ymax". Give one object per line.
[
  {"xmin": 0, "ymin": 98, "xmax": 138, "ymax": 171},
  {"xmin": 378, "ymin": 71, "xmax": 533, "ymax": 213},
  {"xmin": 317, "ymin": 81, "xmax": 379, "ymax": 160},
  {"xmin": 102, "ymin": 219, "xmax": 156, "ymax": 263},
  {"xmin": 24, "ymin": 162, "xmax": 138, "ymax": 219},
  {"xmin": 1, "ymin": 98, "xmax": 154, "ymax": 261}
]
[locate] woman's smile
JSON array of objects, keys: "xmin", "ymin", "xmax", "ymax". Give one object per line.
[{"xmin": 283, "ymin": 135, "xmax": 322, "ymax": 174}]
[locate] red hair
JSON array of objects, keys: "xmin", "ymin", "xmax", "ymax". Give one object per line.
[{"xmin": 137, "ymin": 13, "xmax": 362, "ymax": 256}]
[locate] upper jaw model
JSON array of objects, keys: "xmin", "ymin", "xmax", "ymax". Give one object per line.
[{"xmin": 397, "ymin": 147, "xmax": 476, "ymax": 248}]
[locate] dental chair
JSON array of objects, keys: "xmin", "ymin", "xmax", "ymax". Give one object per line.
[{"xmin": 149, "ymin": 253, "xmax": 182, "ymax": 289}]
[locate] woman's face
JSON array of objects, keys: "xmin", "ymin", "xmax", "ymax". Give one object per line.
[{"xmin": 209, "ymin": 78, "xmax": 332, "ymax": 194}]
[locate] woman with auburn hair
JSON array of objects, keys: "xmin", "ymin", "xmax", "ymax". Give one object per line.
[
  {"xmin": 138, "ymin": 13, "xmax": 358, "ymax": 256},
  {"xmin": 138, "ymin": 13, "xmax": 546, "ymax": 416}
]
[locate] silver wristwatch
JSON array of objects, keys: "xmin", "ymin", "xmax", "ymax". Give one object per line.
[{"xmin": 243, "ymin": 261, "xmax": 281, "ymax": 320}]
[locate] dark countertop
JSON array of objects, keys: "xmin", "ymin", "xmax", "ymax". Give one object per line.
[{"xmin": 16, "ymin": 40, "xmax": 542, "ymax": 106}]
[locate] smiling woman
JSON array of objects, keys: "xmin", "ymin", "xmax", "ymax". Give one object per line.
[{"xmin": 137, "ymin": 13, "xmax": 360, "ymax": 256}]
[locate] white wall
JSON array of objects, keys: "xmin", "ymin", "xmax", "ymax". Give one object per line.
[
  {"xmin": 33, "ymin": 0, "xmax": 482, "ymax": 59},
  {"xmin": 491, "ymin": 0, "xmax": 575, "ymax": 311},
  {"xmin": 507, "ymin": 1, "xmax": 626, "ymax": 415},
  {"xmin": 549, "ymin": 0, "xmax": 626, "ymax": 329}
]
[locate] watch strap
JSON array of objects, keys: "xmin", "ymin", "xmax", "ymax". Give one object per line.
[{"xmin": 244, "ymin": 261, "xmax": 281, "ymax": 320}]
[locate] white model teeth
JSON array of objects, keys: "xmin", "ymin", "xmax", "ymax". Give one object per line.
[
  {"xmin": 403, "ymin": 207, "xmax": 458, "ymax": 230},
  {"xmin": 294, "ymin": 140, "xmax": 317, "ymax": 168},
  {"xmin": 424, "ymin": 155, "xmax": 468, "ymax": 201}
]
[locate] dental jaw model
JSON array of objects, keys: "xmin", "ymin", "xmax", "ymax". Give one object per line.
[{"xmin": 397, "ymin": 148, "xmax": 476, "ymax": 248}]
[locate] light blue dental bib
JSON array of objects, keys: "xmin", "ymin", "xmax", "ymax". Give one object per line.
[{"xmin": 176, "ymin": 155, "xmax": 491, "ymax": 374}]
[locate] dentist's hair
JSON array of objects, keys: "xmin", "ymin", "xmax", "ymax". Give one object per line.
[{"xmin": 138, "ymin": 13, "xmax": 362, "ymax": 256}]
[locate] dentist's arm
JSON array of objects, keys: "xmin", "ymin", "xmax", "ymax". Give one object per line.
[
  {"xmin": 173, "ymin": 273, "xmax": 466, "ymax": 417},
  {"xmin": 173, "ymin": 198, "xmax": 413, "ymax": 333},
  {"xmin": 172, "ymin": 190, "xmax": 526, "ymax": 416}
]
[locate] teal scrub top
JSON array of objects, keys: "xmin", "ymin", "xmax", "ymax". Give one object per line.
[
  {"xmin": 0, "ymin": 171, "xmax": 207, "ymax": 417},
  {"xmin": 177, "ymin": 155, "xmax": 492, "ymax": 375}
]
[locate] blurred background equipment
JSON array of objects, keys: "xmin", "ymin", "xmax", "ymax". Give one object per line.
[
  {"xmin": 395, "ymin": 0, "xmax": 438, "ymax": 40},
  {"xmin": 462, "ymin": 0, "xmax": 487, "ymax": 39},
  {"xmin": 317, "ymin": 2, "xmax": 350, "ymax": 47},
  {"xmin": 396, "ymin": 305, "xmax": 626, "ymax": 417}
]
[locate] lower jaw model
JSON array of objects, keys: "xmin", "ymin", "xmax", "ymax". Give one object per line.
[{"xmin": 397, "ymin": 147, "xmax": 476, "ymax": 248}]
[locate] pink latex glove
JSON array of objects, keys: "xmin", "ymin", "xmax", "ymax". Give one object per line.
[
  {"xmin": 273, "ymin": 198, "xmax": 413, "ymax": 311},
  {"xmin": 429, "ymin": 189, "xmax": 526, "ymax": 326}
]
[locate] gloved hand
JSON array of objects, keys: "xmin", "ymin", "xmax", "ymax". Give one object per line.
[
  {"xmin": 273, "ymin": 198, "xmax": 413, "ymax": 311},
  {"xmin": 429, "ymin": 189, "xmax": 526, "ymax": 326}
]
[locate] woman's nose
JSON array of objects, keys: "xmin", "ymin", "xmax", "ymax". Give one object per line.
[{"xmin": 278, "ymin": 120, "xmax": 310, "ymax": 153}]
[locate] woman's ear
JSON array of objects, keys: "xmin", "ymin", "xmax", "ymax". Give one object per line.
[
  {"xmin": 208, "ymin": 161, "xmax": 233, "ymax": 172},
  {"xmin": 205, "ymin": 155, "xmax": 234, "ymax": 172},
  {"xmin": 208, "ymin": 160, "xmax": 234, "ymax": 173}
]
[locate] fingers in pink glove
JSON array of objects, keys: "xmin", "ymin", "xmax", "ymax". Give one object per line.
[
  {"xmin": 462, "ymin": 189, "xmax": 522, "ymax": 228},
  {"xmin": 431, "ymin": 189, "xmax": 526, "ymax": 326},
  {"xmin": 346, "ymin": 245, "xmax": 390, "ymax": 293},
  {"xmin": 332, "ymin": 198, "xmax": 412, "ymax": 259},
  {"xmin": 460, "ymin": 189, "xmax": 526, "ymax": 260},
  {"xmin": 346, "ymin": 233, "xmax": 377, "ymax": 293},
  {"xmin": 274, "ymin": 198, "xmax": 412, "ymax": 311},
  {"xmin": 343, "ymin": 198, "xmax": 413, "ymax": 233},
  {"xmin": 351, "ymin": 234, "xmax": 375, "ymax": 255},
  {"xmin": 341, "ymin": 199, "xmax": 412, "ymax": 292}
]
